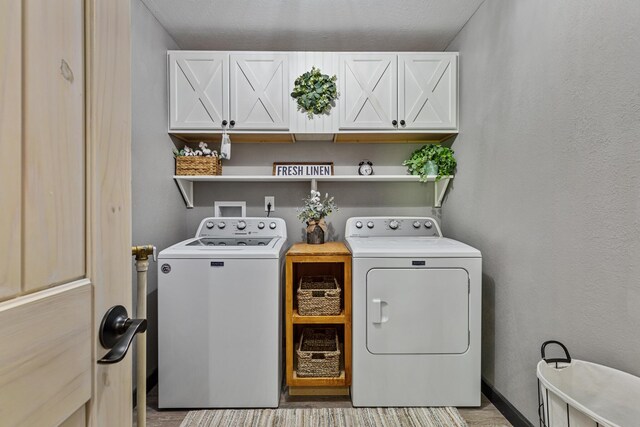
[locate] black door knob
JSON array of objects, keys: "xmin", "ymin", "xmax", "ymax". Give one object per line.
[
  {"xmin": 400, "ymin": 120, "xmax": 406, "ymax": 126},
  {"xmin": 392, "ymin": 120, "xmax": 398, "ymax": 126},
  {"xmin": 229, "ymin": 120, "xmax": 236, "ymax": 127},
  {"xmin": 97, "ymin": 305, "xmax": 147, "ymax": 364},
  {"xmin": 222, "ymin": 120, "xmax": 228, "ymax": 126}
]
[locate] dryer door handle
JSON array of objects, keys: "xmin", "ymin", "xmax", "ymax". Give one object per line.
[{"xmin": 371, "ymin": 298, "xmax": 383, "ymax": 323}]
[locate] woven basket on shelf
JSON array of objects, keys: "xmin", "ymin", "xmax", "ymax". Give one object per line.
[
  {"xmin": 296, "ymin": 328, "xmax": 340, "ymax": 378},
  {"xmin": 297, "ymin": 276, "xmax": 341, "ymax": 316},
  {"xmin": 175, "ymin": 156, "xmax": 222, "ymax": 176}
]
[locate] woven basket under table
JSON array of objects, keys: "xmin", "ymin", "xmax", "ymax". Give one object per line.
[
  {"xmin": 175, "ymin": 156, "xmax": 222, "ymax": 176},
  {"xmin": 296, "ymin": 328, "xmax": 340, "ymax": 378},
  {"xmin": 297, "ymin": 276, "xmax": 341, "ymax": 316}
]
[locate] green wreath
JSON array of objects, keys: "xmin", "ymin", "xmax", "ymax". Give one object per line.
[{"xmin": 291, "ymin": 67, "xmax": 338, "ymax": 118}]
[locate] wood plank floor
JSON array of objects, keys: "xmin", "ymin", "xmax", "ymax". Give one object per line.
[{"xmin": 135, "ymin": 386, "xmax": 511, "ymax": 426}]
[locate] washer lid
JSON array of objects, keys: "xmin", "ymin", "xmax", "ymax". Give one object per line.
[
  {"xmin": 158, "ymin": 236, "xmax": 285, "ymax": 259},
  {"xmin": 346, "ymin": 237, "xmax": 481, "ymax": 258}
]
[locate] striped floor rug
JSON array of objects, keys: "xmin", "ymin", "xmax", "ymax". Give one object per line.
[{"xmin": 180, "ymin": 407, "xmax": 467, "ymax": 427}]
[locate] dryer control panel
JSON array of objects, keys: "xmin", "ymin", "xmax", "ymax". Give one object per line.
[{"xmin": 345, "ymin": 217, "xmax": 442, "ymax": 238}]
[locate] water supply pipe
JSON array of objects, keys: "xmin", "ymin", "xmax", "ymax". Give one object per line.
[{"xmin": 131, "ymin": 245, "xmax": 156, "ymax": 427}]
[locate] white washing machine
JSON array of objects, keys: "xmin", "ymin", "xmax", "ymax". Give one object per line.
[
  {"xmin": 345, "ymin": 217, "xmax": 481, "ymax": 407},
  {"xmin": 158, "ymin": 217, "xmax": 287, "ymax": 408}
]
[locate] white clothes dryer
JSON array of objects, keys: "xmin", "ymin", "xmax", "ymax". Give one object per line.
[
  {"xmin": 345, "ymin": 217, "xmax": 481, "ymax": 407},
  {"xmin": 158, "ymin": 217, "xmax": 287, "ymax": 408}
]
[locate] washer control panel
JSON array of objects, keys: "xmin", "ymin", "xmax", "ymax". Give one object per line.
[
  {"xmin": 196, "ymin": 217, "xmax": 286, "ymax": 238},
  {"xmin": 345, "ymin": 217, "xmax": 442, "ymax": 238}
]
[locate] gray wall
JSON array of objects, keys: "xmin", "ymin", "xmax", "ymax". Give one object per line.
[
  {"xmin": 445, "ymin": 0, "xmax": 640, "ymax": 422},
  {"xmin": 131, "ymin": 0, "xmax": 185, "ymax": 380},
  {"xmin": 184, "ymin": 141, "xmax": 441, "ymax": 241},
  {"xmin": 130, "ymin": 2, "xmax": 443, "ymax": 381}
]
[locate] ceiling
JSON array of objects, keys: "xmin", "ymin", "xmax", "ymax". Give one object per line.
[{"xmin": 140, "ymin": 0, "xmax": 485, "ymax": 51}]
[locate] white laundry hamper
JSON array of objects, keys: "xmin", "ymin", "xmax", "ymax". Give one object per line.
[{"xmin": 537, "ymin": 341, "xmax": 640, "ymax": 427}]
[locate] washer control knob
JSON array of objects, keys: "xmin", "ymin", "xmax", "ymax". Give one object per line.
[
  {"xmin": 424, "ymin": 221, "xmax": 433, "ymax": 229},
  {"xmin": 269, "ymin": 222, "xmax": 277, "ymax": 230},
  {"xmin": 355, "ymin": 221, "xmax": 363, "ymax": 229},
  {"xmin": 206, "ymin": 221, "xmax": 215, "ymax": 229},
  {"xmin": 258, "ymin": 222, "xmax": 265, "ymax": 229},
  {"xmin": 367, "ymin": 221, "xmax": 374, "ymax": 229},
  {"xmin": 237, "ymin": 220, "xmax": 247, "ymax": 230},
  {"xmin": 389, "ymin": 220, "xmax": 399, "ymax": 230},
  {"xmin": 218, "ymin": 221, "xmax": 226, "ymax": 229},
  {"xmin": 413, "ymin": 221, "xmax": 421, "ymax": 229}
]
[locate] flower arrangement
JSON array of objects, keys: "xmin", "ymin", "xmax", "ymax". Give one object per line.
[
  {"xmin": 297, "ymin": 190, "xmax": 337, "ymax": 222},
  {"xmin": 297, "ymin": 190, "xmax": 338, "ymax": 244},
  {"xmin": 291, "ymin": 67, "xmax": 339, "ymax": 118}
]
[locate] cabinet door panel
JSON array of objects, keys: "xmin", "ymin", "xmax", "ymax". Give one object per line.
[
  {"xmin": 398, "ymin": 53, "xmax": 457, "ymax": 130},
  {"xmin": 339, "ymin": 54, "xmax": 397, "ymax": 130},
  {"xmin": 230, "ymin": 53, "xmax": 289, "ymax": 130},
  {"xmin": 169, "ymin": 52, "xmax": 228, "ymax": 130}
]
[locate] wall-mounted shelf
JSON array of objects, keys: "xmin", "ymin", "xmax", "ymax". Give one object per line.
[{"xmin": 173, "ymin": 174, "xmax": 453, "ymax": 208}]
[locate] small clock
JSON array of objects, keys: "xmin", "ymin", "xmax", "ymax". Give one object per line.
[{"xmin": 358, "ymin": 160, "xmax": 373, "ymax": 176}]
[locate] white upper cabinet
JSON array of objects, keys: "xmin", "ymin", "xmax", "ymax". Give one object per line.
[
  {"xmin": 338, "ymin": 52, "xmax": 457, "ymax": 131},
  {"xmin": 398, "ymin": 53, "xmax": 457, "ymax": 130},
  {"xmin": 169, "ymin": 51, "xmax": 228, "ymax": 130},
  {"xmin": 229, "ymin": 53, "xmax": 289, "ymax": 130},
  {"xmin": 168, "ymin": 51, "xmax": 458, "ymax": 137},
  {"xmin": 339, "ymin": 53, "xmax": 398, "ymax": 130}
]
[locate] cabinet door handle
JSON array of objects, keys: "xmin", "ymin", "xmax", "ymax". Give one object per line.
[
  {"xmin": 229, "ymin": 120, "xmax": 235, "ymax": 127},
  {"xmin": 391, "ymin": 120, "xmax": 398, "ymax": 126},
  {"xmin": 222, "ymin": 120, "xmax": 228, "ymax": 126},
  {"xmin": 400, "ymin": 120, "xmax": 406, "ymax": 126}
]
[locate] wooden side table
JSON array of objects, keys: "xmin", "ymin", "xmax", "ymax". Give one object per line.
[{"xmin": 285, "ymin": 242, "xmax": 352, "ymax": 396}]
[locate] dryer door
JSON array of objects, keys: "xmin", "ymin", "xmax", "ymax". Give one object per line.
[{"xmin": 367, "ymin": 268, "xmax": 469, "ymax": 354}]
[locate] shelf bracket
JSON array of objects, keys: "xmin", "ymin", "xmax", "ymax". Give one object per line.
[
  {"xmin": 434, "ymin": 177, "xmax": 451, "ymax": 208},
  {"xmin": 174, "ymin": 177, "xmax": 194, "ymax": 208},
  {"xmin": 310, "ymin": 178, "xmax": 318, "ymax": 192}
]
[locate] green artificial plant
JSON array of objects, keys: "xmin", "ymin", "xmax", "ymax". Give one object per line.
[
  {"xmin": 291, "ymin": 67, "xmax": 338, "ymax": 118},
  {"xmin": 402, "ymin": 144, "xmax": 457, "ymax": 182}
]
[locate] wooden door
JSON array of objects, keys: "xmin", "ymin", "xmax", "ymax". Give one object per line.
[
  {"xmin": 229, "ymin": 53, "xmax": 289, "ymax": 130},
  {"xmin": 338, "ymin": 53, "xmax": 397, "ymax": 130},
  {"xmin": 0, "ymin": 1, "xmax": 132, "ymax": 426},
  {"xmin": 398, "ymin": 53, "xmax": 458, "ymax": 130},
  {"xmin": 169, "ymin": 51, "xmax": 229, "ymax": 130}
]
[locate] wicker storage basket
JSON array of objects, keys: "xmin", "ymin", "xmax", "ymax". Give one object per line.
[
  {"xmin": 297, "ymin": 276, "xmax": 341, "ymax": 316},
  {"xmin": 296, "ymin": 328, "xmax": 340, "ymax": 378},
  {"xmin": 175, "ymin": 156, "xmax": 222, "ymax": 176}
]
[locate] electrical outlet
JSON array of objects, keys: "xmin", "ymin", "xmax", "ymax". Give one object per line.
[{"xmin": 264, "ymin": 196, "xmax": 275, "ymax": 212}]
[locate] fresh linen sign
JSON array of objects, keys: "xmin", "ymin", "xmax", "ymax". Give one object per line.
[{"xmin": 273, "ymin": 162, "xmax": 334, "ymax": 176}]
